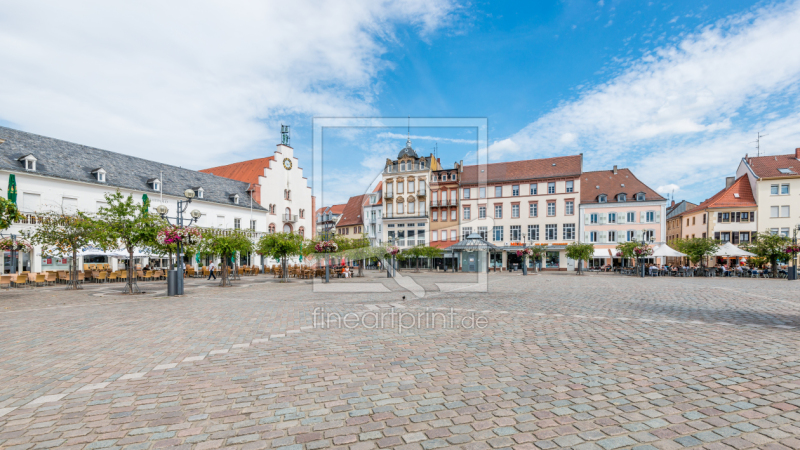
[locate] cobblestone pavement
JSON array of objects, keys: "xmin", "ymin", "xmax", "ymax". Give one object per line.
[{"xmin": 1, "ymin": 271, "xmax": 799, "ymax": 450}]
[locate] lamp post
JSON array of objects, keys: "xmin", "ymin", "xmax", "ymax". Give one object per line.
[
  {"xmin": 521, "ymin": 232, "xmax": 528, "ymax": 276},
  {"xmin": 157, "ymin": 189, "xmax": 201, "ymax": 296},
  {"xmin": 790, "ymin": 224, "xmax": 799, "ymax": 281}
]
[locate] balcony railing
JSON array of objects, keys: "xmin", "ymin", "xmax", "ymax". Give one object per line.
[
  {"xmin": 283, "ymin": 214, "xmax": 298, "ymax": 223},
  {"xmin": 385, "ymin": 191, "xmax": 394, "ymax": 199},
  {"xmin": 417, "ymin": 189, "xmax": 426, "ymax": 196},
  {"xmin": 431, "ymin": 200, "xmax": 439, "ymax": 207},
  {"xmin": 368, "ymin": 215, "xmax": 380, "ymax": 223}
]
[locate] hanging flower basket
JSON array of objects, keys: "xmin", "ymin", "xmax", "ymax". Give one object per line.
[
  {"xmin": 156, "ymin": 225, "xmax": 202, "ymax": 246},
  {"xmin": 633, "ymin": 245, "xmax": 653, "ymax": 257},
  {"xmin": 315, "ymin": 241, "xmax": 338, "ymax": 253},
  {"xmin": 516, "ymin": 248, "xmax": 533, "ymax": 257},
  {"xmin": 786, "ymin": 245, "xmax": 800, "ymax": 255},
  {"xmin": 388, "ymin": 246, "xmax": 400, "ymax": 256},
  {"xmin": 0, "ymin": 237, "xmax": 33, "ymax": 253}
]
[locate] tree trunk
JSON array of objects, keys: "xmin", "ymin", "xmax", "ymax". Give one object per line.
[
  {"xmin": 68, "ymin": 247, "xmax": 81, "ymax": 290},
  {"xmin": 282, "ymin": 256, "xmax": 288, "ymax": 282},
  {"xmin": 771, "ymin": 257, "xmax": 778, "ymax": 277},
  {"xmin": 124, "ymin": 247, "xmax": 140, "ymax": 293},
  {"xmin": 220, "ymin": 255, "xmax": 231, "ymax": 287}
]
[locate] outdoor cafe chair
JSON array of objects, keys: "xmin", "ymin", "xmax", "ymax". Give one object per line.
[
  {"xmin": 94, "ymin": 272, "xmax": 107, "ymax": 283},
  {"xmin": 44, "ymin": 272, "xmax": 57, "ymax": 286},
  {"xmin": 0, "ymin": 275, "xmax": 11, "ymax": 290},
  {"xmin": 143, "ymin": 270, "xmax": 154, "ymax": 281},
  {"xmin": 57, "ymin": 271, "xmax": 69, "ymax": 284},
  {"xmin": 107, "ymin": 272, "xmax": 118, "ymax": 283},
  {"xmin": 33, "ymin": 273, "xmax": 46, "ymax": 287}
]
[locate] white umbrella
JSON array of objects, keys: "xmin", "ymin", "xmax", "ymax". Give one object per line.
[
  {"xmin": 79, "ymin": 247, "xmax": 126, "ymax": 257},
  {"xmin": 651, "ymin": 245, "xmax": 687, "ymax": 257},
  {"xmin": 713, "ymin": 242, "xmax": 756, "ymax": 257}
]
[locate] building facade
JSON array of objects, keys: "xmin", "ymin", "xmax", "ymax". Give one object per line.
[
  {"xmin": 200, "ymin": 134, "xmax": 314, "ymax": 240},
  {"xmin": 363, "ymin": 183, "xmax": 383, "ymax": 246},
  {"xmin": 579, "ymin": 167, "xmax": 667, "ymax": 267},
  {"xmin": 315, "ymin": 204, "xmax": 345, "ymax": 239},
  {"xmin": 336, "ymin": 194, "xmax": 367, "ymax": 237},
  {"xmin": 0, "ymin": 126, "xmax": 268, "ymax": 273},
  {"xmin": 429, "ymin": 162, "xmax": 462, "ymax": 250},
  {"xmin": 665, "ymin": 200, "xmax": 697, "ymax": 246},
  {"xmin": 674, "ymin": 176, "xmax": 758, "ymax": 249},
  {"xmin": 459, "ymin": 155, "xmax": 583, "ymax": 271},
  {"xmin": 381, "ymin": 138, "xmax": 431, "ymax": 248},
  {"xmin": 736, "ymin": 149, "xmax": 800, "ymax": 239}
]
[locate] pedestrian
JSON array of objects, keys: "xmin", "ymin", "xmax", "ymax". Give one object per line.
[{"xmin": 208, "ymin": 261, "xmax": 217, "ymax": 280}]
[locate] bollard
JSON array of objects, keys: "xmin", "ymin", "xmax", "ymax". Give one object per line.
[{"xmin": 167, "ymin": 270, "xmax": 178, "ymax": 296}]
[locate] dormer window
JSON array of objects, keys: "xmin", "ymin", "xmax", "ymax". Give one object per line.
[
  {"xmin": 598, "ymin": 194, "xmax": 607, "ymax": 203},
  {"xmin": 636, "ymin": 192, "xmax": 645, "ymax": 201},
  {"xmin": 231, "ymin": 194, "xmax": 239, "ymax": 205},
  {"xmin": 193, "ymin": 187, "xmax": 204, "ymax": 199},
  {"xmin": 92, "ymin": 168, "xmax": 107, "ymax": 183},
  {"xmin": 147, "ymin": 178, "xmax": 161, "ymax": 191},
  {"xmin": 617, "ymin": 193, "xmax": 626, "ymax": 202},
  {"xmin": 18, "ymin": 154, "xmax": 37, "ymax": 171},
  {"xmin": 420, "ymin": 161, "xmax": 425, "ymax": 169}
]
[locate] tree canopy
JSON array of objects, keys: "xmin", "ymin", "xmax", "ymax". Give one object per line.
[
  {"xmin": 673, "ymin": 238, "xmax": 719, "ymax": 267},
  {"xmin": 30, "ymin": 211, "xmax": 97, "ymax": 289},
  {"xmin": 93, "ymin": 191, "xmax": 160, "ymax": 293},
  {"xmin": 0, "ymin": 189, "xmax": 22, "ymax": 231},
  {"xmin": 565, "ymin": 242, "xmax": 594, "ymax": 274},
  {"xmin": 743, "ymin": 231, "xmax": 790, "ymax": 276}
]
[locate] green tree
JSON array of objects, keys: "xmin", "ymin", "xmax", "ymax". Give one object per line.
[
  {"xmin": 421, "ymin": 245, "xmax": 444, "ymax": 271},
  {"xmin": 565, "ymin": 242, "xmax": 595, "ymax": 275},
  {"xmin": 742, "ymin": 231, "xmax": 790, "ymax": 277},
  {"xmin": 93, "ymin": 192, "xmax": 160, "ymax": 293},
  {"xmin": 256, "ymin": 232, "xmax": 304, "ymax": 282},
  {"xmin": 673, "ymin": 238, "xmax": 719, "ymax": 268},
  {"xmin": 0, "ymin": 189, "xmax": 22, "ymax": 231},
  {"xmin": 30, "ymin": 211, "xmax": 97, "ymax": 289},
  {"xmin": 198, "ymin": 229, "xmax": 253, "ymax": 286}
]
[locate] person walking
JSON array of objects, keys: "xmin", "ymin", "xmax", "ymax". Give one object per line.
[{"xmin": 207, "ymin": 262, "xmax": 217, "ymax": 280}]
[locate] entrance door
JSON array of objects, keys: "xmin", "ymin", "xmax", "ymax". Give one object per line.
[{"xmin": 567, "ymin": 257, "xmax": 575, "ymax": 271}]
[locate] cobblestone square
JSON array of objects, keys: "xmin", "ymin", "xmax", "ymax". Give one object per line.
[{"xmin": 1, "ymin": 272, "xmax": 799, "ymax": 450}]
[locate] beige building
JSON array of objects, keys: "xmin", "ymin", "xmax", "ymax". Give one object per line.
[
  {"xmin": 459, "ymin": 155, "xmax": 582, "ymax": 271},
  {"xmin": 381, "ymin": 138, "xmax": 432, "ymax": 247},
  {"xmin": 675, "ymin": 176, "xmax": 758, "ymax": 250}
]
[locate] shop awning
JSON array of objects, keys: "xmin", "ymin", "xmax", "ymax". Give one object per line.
[
  {"xmin": 592, "ymin": 248, "xmax": 615, "ymax": 258},
  {"xmin": 651, "ymin": 245, "xmax": 686, "ymax": 257},
  {"xmin": 713, "ymin": 242, "xmax": 756, "ymax": 257}
]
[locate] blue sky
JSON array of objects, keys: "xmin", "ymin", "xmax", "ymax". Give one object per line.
[{"xmin": 2, "ymin": 0, "xmax": 800, "ymax": 205}]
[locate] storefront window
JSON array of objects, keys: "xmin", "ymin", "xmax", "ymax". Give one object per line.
[{"xmin": 546, "ymin": 251, "xmax": 560, "ymax": 268}]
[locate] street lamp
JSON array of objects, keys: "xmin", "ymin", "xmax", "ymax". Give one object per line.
[
  {"xmin": 157, "ymin": 189, "xmax": 200, "ymax": 295},
  {"xmin": 790, "ymin": 224, "xmax": 800, "ymax": 281}
]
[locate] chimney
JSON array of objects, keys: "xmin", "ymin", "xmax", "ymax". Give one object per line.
[
  {"xmin": 671, "ymin": 200, "xmax": 675, "ymax": 207},
  {"xmin": 613, "ymin": 165, "xmax": 618, "ymax": 175},
  {"xmin": 725, "ymin": 176, "xmax": 735, "ymax": 189},
  {"xmin": 795, "ymin": 148, "xmax": 800, "ymax": 159}
]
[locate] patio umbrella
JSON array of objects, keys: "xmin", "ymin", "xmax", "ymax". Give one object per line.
[
  {"xmin": 713, "ymin": 242, "xmax": 756, "ymax": 257},
  {"xmin": 651, "ymin": 245, "xmax": 687, "ymax": 257},
  {"xmin": 7, "ymin": 174, "xmax": 17, "ymax": 205}
]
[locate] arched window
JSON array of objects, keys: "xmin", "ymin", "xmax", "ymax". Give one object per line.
[
  {"xmin": 283, "ymin": 223, "xmax": 292, "ymax": 233},
  {"xmin": 285, "ymin": 207, "xmax": 291, "ymax": 218},
  {"xmin": 268, "ymin": 223, "xmax": 276, "ymax": 233},
  {"xmin": 298, "ymin": 226, "xmax": 305, "ymax": 237}
]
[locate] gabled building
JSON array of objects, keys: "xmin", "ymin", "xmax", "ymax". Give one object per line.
[
  {"xmin": 675, "ymin": 176, "xmax": 757, "ymax": 245},
  {"xmin": 336, "ymin": 194, "xmax": 368, "ymax": 237},
  {"xmin": 736, "ymin": 149, "xmax": 800, "ymax": 238},
  {"xmin": 579, "ymin": 166, "xmax": 667, "ymax": 266},
  {"xmin": 200, "ymin": 130, "xmax": 314, "ymax": 239}
]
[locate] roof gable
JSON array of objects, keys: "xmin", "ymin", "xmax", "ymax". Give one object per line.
[
  {"xmin": 199, "ymin": 157, "xmax": 275, "ymax": 185},
  {"xmin": 337, "ymin": 195, "xmax": 368, "ymax": 227},
  {"xmin": 677, "ymin": 176, "xmax": 756, "ymax": 216},
  {"xmin": 745, "ymin": 152, "xmax": 800, "ymax": 178}
]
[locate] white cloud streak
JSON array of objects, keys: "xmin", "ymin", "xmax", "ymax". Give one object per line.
[
  {"xmin": 0, "ymin": 0, "xmax": 458, "ymax": 168},
  {"xmin": 492, "ymin": 0, "xmax": 800, "ymax": 202}
]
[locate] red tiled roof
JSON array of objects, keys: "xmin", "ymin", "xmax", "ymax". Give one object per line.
[
  {"xmin": 373, "ymin": 182, "xmax": 383, "ymax": 192},
  {"xmin": 677, "ymin": 176, "xmax": 756, "ymax": 216},
  {"xmin": 329, "ymin": 203, "xmax": 346, "ymax": 215},
  {"xmin": 337, "ymin": 195, "xmax": 368, "ymax": 227},
  {"xmin": 461, "ymin": 155, "xmax": 582, "ymax": 185},
  {"xmin": 430, "ymin": 240, "xmax": 453, "ymax": 249},
  {"xmin": 744, "ymin": 151, "xmax": 800, "ymax": 178},
  {"xmin": 580, "ymin": 168, "xmax": 665, "ymax": 203},
  {"xmin": 199, "ymin": 157, "xmax": 274, "ymax": 185}
]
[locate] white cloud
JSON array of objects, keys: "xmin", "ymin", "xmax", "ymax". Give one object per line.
[
  {"xmin": 0, "ymin": 0, "xmax": 458, "ymax": 168},
  {"xmin": 656, "ymin": 184, "xmax": 680, "ymax": 194},
  {"xmin": 492, "ymin": 0, "xmax": 800, "ymax": 202}
]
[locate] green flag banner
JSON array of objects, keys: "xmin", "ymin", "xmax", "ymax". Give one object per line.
[{"xmin": 8, "ymin": 174, "xmax": 17, "ymax": 205}]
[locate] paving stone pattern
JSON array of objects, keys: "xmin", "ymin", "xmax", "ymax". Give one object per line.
[{"xmin": 1, "ymin": 272, "xmax": 799, "ymax": 449}]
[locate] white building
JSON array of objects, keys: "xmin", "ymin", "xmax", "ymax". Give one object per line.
[
  {"xmin": 200, "ymin": 129, "xmax": 315, "ymax": 240},
  {"xmin": 0, "ymin": 126, "xmax": 308, "ymax": 273}
]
